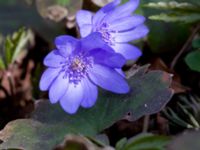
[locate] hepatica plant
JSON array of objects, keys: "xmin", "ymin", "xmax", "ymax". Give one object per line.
[
  {"xmin": 40, "ymin": 33, "xmax": 129, "ymax": 114},
  {"xmin": 0, "ymin": 0, "xmax": 177, "ymax": 149},
  {"xmin": 76, "ymin": 0, "xmax": 149, "ymax": 60},
  {"xmin": 39, "ymin": 0, "xmax": 148, "ymax": 114}
]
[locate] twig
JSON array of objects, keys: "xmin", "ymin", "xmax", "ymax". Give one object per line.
[
  {"xmin": 170, "ymin": 23, "xmax": 200, "ymax": 70},
  {"xmin": 143, "ymin": 115, "xmax": 150, "ymax": 132},
  {"xmin": 0, "ymin": 71, "xmax": 10, "ymax": 97},
  {"xmin": 0, "ymin": 85, "xmax": 10, "ymax": 98},
  {"xmin": 6, "ymin": 71, "xmax": 15, "ymax": 96}
]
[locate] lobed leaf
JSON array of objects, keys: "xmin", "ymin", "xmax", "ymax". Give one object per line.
[{"xmin": 0, "ymin": 65, "xmax": 173, "ymax": 149}]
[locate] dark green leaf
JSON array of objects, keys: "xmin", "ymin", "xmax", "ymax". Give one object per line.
[
  {"xmin": 0, "ymin": 66, "xmax": 173, "ymax": 149},
  {"xmin": 115, "ymin": 138, "xmax": 127, "ymax": 150},
  {"xmin": 192, "ymin": 38, "xmax": 200, "ymax": 49},
  {"xmin": 185, "ymin": 50, "xmax": 200, "ymax": 72},
  {"xmin": 116, "ymin": 133, "xmax": 170, "ymax": 150}
]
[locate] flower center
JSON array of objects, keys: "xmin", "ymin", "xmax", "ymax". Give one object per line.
[
  {"xmin": 95, "ymin": 22, "xmax": 117, "ymax": 46},
  {"xmin": 62, "ymin": 54, "xmax": 93, "ymax": 85}
]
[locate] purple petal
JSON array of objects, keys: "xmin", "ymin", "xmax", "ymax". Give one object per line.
[
  {"xmin": 89, "ymin": 64, "xmax": 129, "ymax": 93},
  {"xmin": 79, "ymin": 24, "xmax": 93, "ymax": 38},
  {"xmin": 111, "ymin": 43, "xmax": 142, "ymax": 60},
  {"xmin": 105, "ymin": 0, "xmax": 139, "ymax": 22},
  {"xmin": 39, "ymin": 68, "xmax": 60, "ymax": 91},
  {"xmin": 81, "ymin": 77, "xmax": 98, "ymax": 108},
  {"xmin": 49, "ymin": 72, "xmax": 69, "ymax": 104},
  {"xmin": 115, "ymin": 68, "xmax": 125, "ymax": 77},
  {"xmin": 44, "ymin": 50, "xmax": 65, "ymax": 68},
  {"xmin": 92, "ymin": 11, "xmax": 106, "ymax": 26},
  {"xmin": 114, "ymin": 25, "xmax": 149, "ymax": 43},
  {"xmin": 108, "ymin": 15, "xmax": 145, "ymax": 32},
  {"xmin": 101, "ymin": 0, "xmax": 121, "ymax": 13},
  {"xmin": 55, "ymin": 36, "xmax": 79, "ymax": 57},
  {"xmin": 80, "ymin": 32, "xmax": 113, "ymax": 53},
  {"xmin": 60, "ymin": 82, "xmax": 83, "ymax": 114},
  {"xmin": 88, "ymin": 49, "xmax": 125, "ymax": 68},
  {"xmin": 76, "ymin": 10, "xmax": 93, "ymax": 37},
  {"xmin": 93, "ymin": 0, "xmax": 120, "ymax": 25},
  {"xmin": 76, "ymin": 10, "xmax": 93, "ymax": 27}
]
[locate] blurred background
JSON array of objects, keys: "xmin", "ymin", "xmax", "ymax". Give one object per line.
[{"xmin": 0, "ymin": 0, "xmax": 200, "ymax": 146}]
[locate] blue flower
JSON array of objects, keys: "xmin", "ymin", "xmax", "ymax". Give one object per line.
[
  {"xmin": 39, "ymin": 33, "xmax": 129, "ymax": 114},
  {"xmin": 76, "ymin": 0, "xmax": 149, "ymax": 60}
]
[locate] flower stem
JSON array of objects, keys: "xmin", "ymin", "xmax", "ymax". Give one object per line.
[{"xmin": 170, "ymin": 23, "xmax": 200, "ymax": 70}]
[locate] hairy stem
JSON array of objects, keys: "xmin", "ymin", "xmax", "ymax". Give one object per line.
[{"xmin": 143, "ymin": 115, "xmax": 150, "ymax": 132}]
